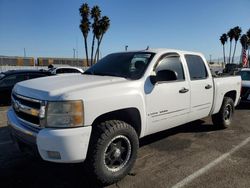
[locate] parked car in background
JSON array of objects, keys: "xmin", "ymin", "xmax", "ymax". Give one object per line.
[
  {"xmin": 223, "ymin": 63, "xmax": 241, "ymax": 75},
  {"xmin": 0, "ymin": 69, "xmax": 51, "ymax": 105},
  {"xmin": 49, "ymin": 66, "xmax": 84, "ymax": 75},
  {"xmin": 237, "ymin": 68, "xmax": 250, "ymax": 102}
]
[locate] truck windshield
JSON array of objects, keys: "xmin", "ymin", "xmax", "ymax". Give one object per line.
[
  {"xmin": 238, "ymin": 71, "xmax": 250, "ymax": 81},
  {"xmin": 84, "ymin": 52, "xmax": 155, "ymax": 79}
]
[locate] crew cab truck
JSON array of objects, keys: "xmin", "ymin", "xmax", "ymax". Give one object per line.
[{"xmin": 8, "ymin": 49, "xmax": 241, "ymax": 185}]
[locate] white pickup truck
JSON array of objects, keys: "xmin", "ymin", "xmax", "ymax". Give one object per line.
[{"xmin": 8, "ymin": 49, "xmax": 241, "ymax": 184}]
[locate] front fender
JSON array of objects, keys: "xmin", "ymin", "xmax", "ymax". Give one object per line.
[{"xmin": 84, "ymin": 92, "xmax": 146, "ymax": 137}]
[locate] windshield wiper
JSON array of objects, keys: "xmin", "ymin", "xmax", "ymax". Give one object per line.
[
  {"xmin": 84, "ymin": 71, "xmax": 128, "ymax": 78},
  {"xmin": 83, "ymin": 71, "xmax": 94, "ymax": 75},
  {"xmin": 95, "ymin": 72, "xmax": 127, "ymax": 78}
]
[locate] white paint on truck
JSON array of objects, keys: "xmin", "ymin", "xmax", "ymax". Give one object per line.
[{"xmin": 7, "ymin": 48, "xmax": 241, "ymax": 184}]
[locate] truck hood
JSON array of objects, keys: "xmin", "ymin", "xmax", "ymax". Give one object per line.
[{"xmin": 13, "ymin": 74, "xmax": 127, "ymax": 100}]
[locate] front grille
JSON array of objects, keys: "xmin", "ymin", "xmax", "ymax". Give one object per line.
[
  {"xmin": 14, "ymin": 110, "xmax": 40, "ymax": 125},
  {"xmin": 241, "ymin": 87, "xmax": 250, "ymax": 100},
  {"xmin": 12, "ymin": 93, "xmax": 41, "ymax": 127},
  {"xmin": 12, "ymin": 94, "xmax": 40, "ymax": 109}
]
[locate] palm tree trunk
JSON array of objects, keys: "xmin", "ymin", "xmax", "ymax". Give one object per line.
[
  {"xmin": 94, "ymin": 34, "xmax": 104, "ymax": 62},
  {"xmin": 94, "ymin": 40, "xmax": 101, "ymax": 62},
  {"xmin": 90, "ymin": 34, "xmax": 95, "ymax": 66},
  {"xmin": 232, "ymin": 41, "xmax": 237, "ymax": 63},
  {"xmin": 84, "ymin": 37, "xmax": 89, "ymax": 66},
  {"xmin": 248, "ymin": 49, "xmax": 249, "ymax": 67},
  {"xmin": 228, "ymin": 41, "xmax": 232, "ymax": 64},
  {"xmin": 223, "ymin": 45, "xmax": 226, "ymax": 67}
]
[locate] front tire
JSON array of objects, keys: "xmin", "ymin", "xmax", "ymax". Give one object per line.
[
  {"xmin": 86, "ymin": 120, "xmax": 139, "ymax": 185},
  {"xmin": 212, "ymin": 97, "xmax": 234, "ymax": 128}
]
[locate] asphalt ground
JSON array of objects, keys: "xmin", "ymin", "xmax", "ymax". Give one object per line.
[{"xmin": 0, "ymin": 104, "xmax": 250, "ymax": 188}]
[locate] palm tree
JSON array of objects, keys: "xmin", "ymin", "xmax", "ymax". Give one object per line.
[
  {"xmin": 90, "ymin": 6, "xmax": 101, "ymax": 65},
  {"xmin": 79, "ymin": 3, "xmax": 90, "ymax": 66},
  {"xmin": 240, "ymin": 34, "xmax": 248, "ymax": 49},
  {"xmin": 227, "ymin": 28, "xmax": 235, "ymax": 64},
  {"xmin": 240, "ymin": 34, "xmax": 248, "ymax": 67},
  {"xmin": 247, "ymin": 28, "xmax": 250, "ymax": 42},
  {"xmin": 247, "ymin": 29, "xmax": 250, "ymax": 61},
  {"xmin": 232, "ymin": 26, "xmax": 242, "ymax": 63},
  {"xmin": 220, "ymin": 33, "xmax": 228, "ymax": 64},
  {"xmin": 94, "ymin": 16, "xmax": 110, "ymax": 62}
]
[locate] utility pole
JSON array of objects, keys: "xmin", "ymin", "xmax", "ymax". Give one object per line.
[
  {"xmin": 73, "ymin": 48, "xmax": 76, "ymax": 59},
  {"xmin": 24, "ymin": 48, "xmax": 26, "ymax": 57},
  {"xmin": 209, "ymin": 54, "xmax": 212, "ymax": 63},
  {"xmin": 76, "ymin": 37, "xmax": 79, "ymax": 66}
]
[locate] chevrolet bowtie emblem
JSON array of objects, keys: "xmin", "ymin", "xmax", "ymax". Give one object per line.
[{"xmin": 14, "ymin": 100, "xmax": 21, "ymax": 112}]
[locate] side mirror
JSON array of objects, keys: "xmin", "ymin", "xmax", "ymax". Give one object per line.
[{"xmin": 151, "ymin": 69, "xmax": 178, "ymax": 84}]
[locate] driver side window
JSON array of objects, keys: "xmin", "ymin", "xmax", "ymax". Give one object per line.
[{"xmin": 155, "ymin": 56, "xmax": 185, "ymax": 81}]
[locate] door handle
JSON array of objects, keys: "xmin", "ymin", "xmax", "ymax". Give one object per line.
[
  {"xmin": 205, "ymin": 84, "xmax": 212, "ymax": 89},
  {"xmin": 179, "ymin": 88, "xmax": 189, "ymax": 93}
]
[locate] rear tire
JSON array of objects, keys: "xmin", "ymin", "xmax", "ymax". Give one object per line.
[
  {"xmin": 212, "ymin": 97, "xmax": 234, "ymax": 128},
  {"xmin": 86, "ymin": 120, "xmax": 139, "ymax": 185}
]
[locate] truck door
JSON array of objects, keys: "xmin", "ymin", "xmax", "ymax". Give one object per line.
[
  {"xmin": 146, "ymin": 54, "xmax": 190, "ymax": 135},
  {"xmin": 184, "ymin": 54, "xmax": 213, "ymax": 121}
]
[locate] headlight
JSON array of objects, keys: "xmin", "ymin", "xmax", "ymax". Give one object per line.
[{"xmin": 45, "ymin": 100, "xmax": 84, "ymax": 128}]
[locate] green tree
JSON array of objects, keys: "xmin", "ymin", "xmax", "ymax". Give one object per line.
[
  {"xmin": 90, "ymin": 6, "xmax": 101, "ymax": 66},
  {"xmin": 79, "ymin": 3, "xmax": 91, "ymax": 66},
  {"xmin": 227, "ymin": 28, "xmax": 235, "ymax": 64},
  {"xmin": 232, "ymin": 26, "xmax": 242, "ymax": 63},
  {"xmin": 220, "ymin": 33, "xmax": 228, "ymax": 64},
  {"xmin": 94, "ymin": 16, "xmax": 110, "ymax": 62}
]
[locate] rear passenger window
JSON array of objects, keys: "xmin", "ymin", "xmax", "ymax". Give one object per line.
[
  {"xmin": 185, "ymin": 55, "xmax": 208, "ymax": 80},
  {"xmin": 155, "ymin": 56, "xmax": 185, "ymax": 80}
]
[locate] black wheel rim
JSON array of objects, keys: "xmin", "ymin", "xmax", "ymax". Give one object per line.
[
  {"xmin": 224, "ymin": 104, "xmax": 232, "ymax": 122},
  {"xmin": 104, "ymin": 135, "xmax": 131, "ymax": 172}
]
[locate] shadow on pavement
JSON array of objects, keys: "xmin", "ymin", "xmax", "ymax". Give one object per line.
[
  {"xmin": 0, "ymin": 118, "xmax": 221, "ymax": 188},
  {"xmin": 236, "ymin": 103, "xmax": 250, "ymax": 110},
  {"xmin": 0, "ymin": 128, "xmax": 103, "ymax": 188},
  {"xmin": 140, "ymin": 120, "xmax": 222, "ymax": 147},
  {"xmin": 0, "ymin": 103, "xmax": 10, "ymax": 107},
  {"xmin": 0, "ymin": 158, "xmax": 104, "ymax": 188},
  {"xmin": 0, "ymin": 126, "xmax": 12, "ymax": 142}
]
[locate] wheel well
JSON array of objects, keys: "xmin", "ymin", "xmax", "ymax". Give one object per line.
[
  {"xmin": 92, "ymin": 108, "xmax": 142, "ymax": 137},
  {"xmin": 224, "ymin": 90, "xmax": 236, "ymax": 102}
]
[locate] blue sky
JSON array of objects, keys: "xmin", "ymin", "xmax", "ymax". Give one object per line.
[{"xmin": 0, "ymin": 0, "xmax": 249, "ymax": 61}]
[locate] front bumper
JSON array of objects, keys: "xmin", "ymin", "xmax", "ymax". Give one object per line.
[{"xmin": 7, "ymin": 108, "xmax": 92, "ymax": 163}]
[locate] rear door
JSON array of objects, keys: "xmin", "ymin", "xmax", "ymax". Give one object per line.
[{"xmin": 184, "ymin": 54, "xmax": 213, "ymax": 121}]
